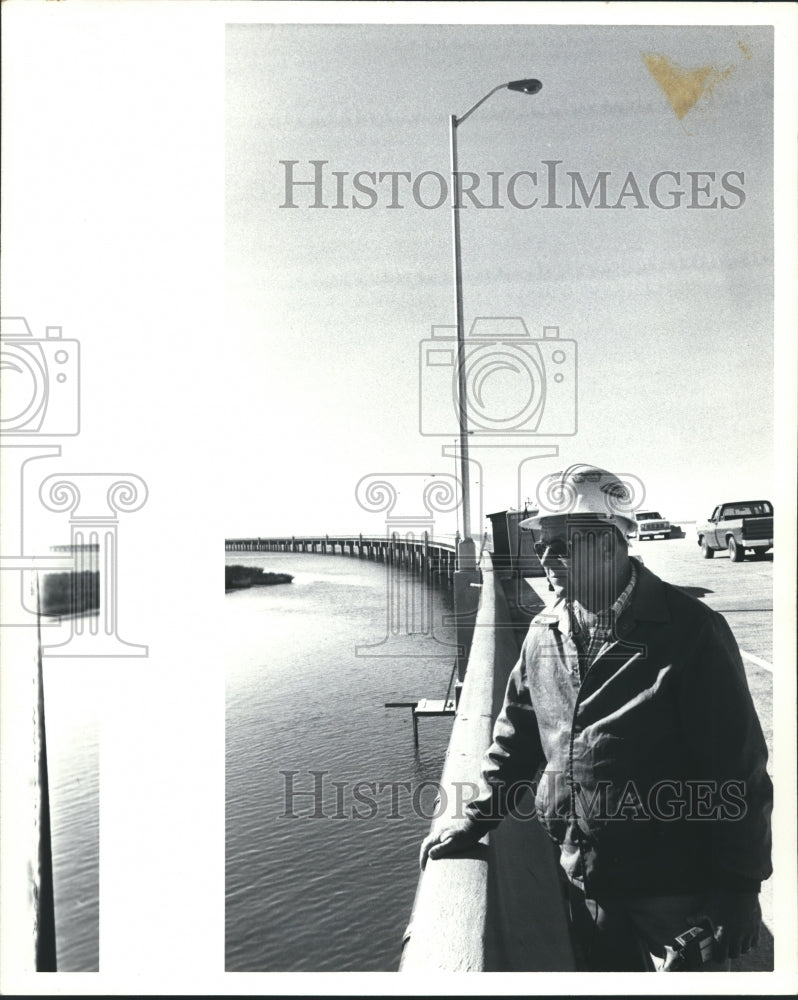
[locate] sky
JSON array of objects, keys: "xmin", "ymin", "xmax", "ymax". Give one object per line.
[{"xmin": 224, "ymin": 21, "xmax": 776, "ymax": 536}]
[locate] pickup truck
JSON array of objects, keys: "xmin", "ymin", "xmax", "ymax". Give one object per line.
[
  {"xmin": 696, "ymin": 500, "xmax": 773, "ymax": 561},
  {"xmin": 632, "ymin": 510, "xmax": 672, "ymax": 541}
]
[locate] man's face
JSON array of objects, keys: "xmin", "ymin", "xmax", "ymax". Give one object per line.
[{"xmin": 534, "ymin": 516, "xmax": 624, "ymax": 607}]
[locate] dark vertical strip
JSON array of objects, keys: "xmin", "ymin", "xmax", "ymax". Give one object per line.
[{"xmin": 35, "ymin": 578, "xmax": 57, "ymax": 971}]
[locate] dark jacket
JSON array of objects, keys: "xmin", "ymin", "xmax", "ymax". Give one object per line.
[{"xmin": 466, "ymin": 560, "xmax": 773, "ymax": 897}]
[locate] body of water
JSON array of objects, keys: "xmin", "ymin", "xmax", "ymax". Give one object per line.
[
  {"xmin": 225, "ymin": 551, "xmax": 457, "ymax": 971},
  {"xmin": 42, "ymin": 660, "xmax": 100, "ymax": 971}
]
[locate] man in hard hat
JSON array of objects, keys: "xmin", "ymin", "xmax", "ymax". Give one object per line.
[{"xmin": 419, "ymin": 464, "xmax": 772, "ymax": 972}]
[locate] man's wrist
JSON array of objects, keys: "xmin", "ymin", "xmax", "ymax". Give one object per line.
[{"xmin": 463, "ymin": 802, "xmax": 503, "ymax": 832}]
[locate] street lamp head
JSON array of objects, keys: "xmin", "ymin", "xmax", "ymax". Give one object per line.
[
  {"xmin": 454, "ymin": 79, "xmax": 542, "ymax": 127},
  {"xmin": 507, "ymin": 78, "xmax": 542, "ymax": 95}
]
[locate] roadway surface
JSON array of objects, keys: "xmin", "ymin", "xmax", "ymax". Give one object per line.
[
  {"xmin": 629, "ymin": 534, "xmax": 773, "ymax": 667},
  {"xmin": 520, "ymin": 534, "xmax": 777, "ymax": 972}
]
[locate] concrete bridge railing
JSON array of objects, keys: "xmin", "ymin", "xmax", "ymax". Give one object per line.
[{"xmin": 399, "ymin": 552, "xmax": 575, "ymax": 972}]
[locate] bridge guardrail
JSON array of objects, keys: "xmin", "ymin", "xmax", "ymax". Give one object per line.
[{"xmin": 399, "ymin": 552, "xmax": 574, "ymax": 971}]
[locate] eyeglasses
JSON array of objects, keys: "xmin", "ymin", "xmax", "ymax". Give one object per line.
[
  {"xmin": 533, "ymin": 526, "xmax": 619, "ymax": 560},
  {"xmin": 533, "ymin": 537, "xmax": 571, "ymax": 560}
]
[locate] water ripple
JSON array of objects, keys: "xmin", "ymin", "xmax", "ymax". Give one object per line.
[{"xmin": 225, "ymin": 552, "xmax": 454, "ymax": 971}]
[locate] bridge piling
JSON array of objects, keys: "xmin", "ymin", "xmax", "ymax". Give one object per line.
[{"xmin": 225, "ymin": 535, "xmax": 462, "ymax": 593}]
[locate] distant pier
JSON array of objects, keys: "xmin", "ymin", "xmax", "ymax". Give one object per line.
[{"xmin": 225, "ymin": 533, "xmax": 460, "ymax": 586}]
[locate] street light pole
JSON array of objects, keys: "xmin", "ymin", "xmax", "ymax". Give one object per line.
[
  {"xmin": 449, "ymin": 112, "xmax": 471, "ymax": 548},
  {"xmin": 448, "ymin": 78, "xmax": 542, "ymax": 571}
]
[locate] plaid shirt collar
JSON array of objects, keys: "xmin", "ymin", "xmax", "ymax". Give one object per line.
[{"xmin": 568, "ymin": 558, "xmax": 639, "ymax": 662}]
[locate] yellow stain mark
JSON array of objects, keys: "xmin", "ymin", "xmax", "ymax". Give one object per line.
[
  {"xmin": 738, "ymin": 39, "xmax": 752, "ymax": 60},
  {"xmin": 643, "ymin": 53, "xmax": 734, "ymax": 120}
]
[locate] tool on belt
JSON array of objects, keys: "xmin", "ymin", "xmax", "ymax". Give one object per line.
[{"xmin": 661, "ymin": 919, "xmax": 716, "ymax": 971}]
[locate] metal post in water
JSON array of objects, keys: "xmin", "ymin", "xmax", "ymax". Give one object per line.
[{"xmin": 34, "ymin": 595, "xmax": 57, "ymax": 972}]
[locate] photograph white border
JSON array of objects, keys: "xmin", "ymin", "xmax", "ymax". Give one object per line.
[{"xmin": 1, "ymin": 2, "xmax": 795, "ymax": 995}]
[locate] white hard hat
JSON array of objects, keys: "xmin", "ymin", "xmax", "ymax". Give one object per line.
[{"xmin": 519, "ymin": 464, "xmax": 639, "ymax": 534}]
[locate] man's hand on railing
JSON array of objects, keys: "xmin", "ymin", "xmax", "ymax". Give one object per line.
[{"xmin": 419, "ymin": 818, "xmax": 485, "ymax": 870}]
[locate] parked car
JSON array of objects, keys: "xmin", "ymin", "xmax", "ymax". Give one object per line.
[
  {"xmin": 695, "ymin": 500, "xmax": 773, "ymax": 561},
  {"xmin": 632, "ymin": 510, "xmax": 672, "ymax": 540}
]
